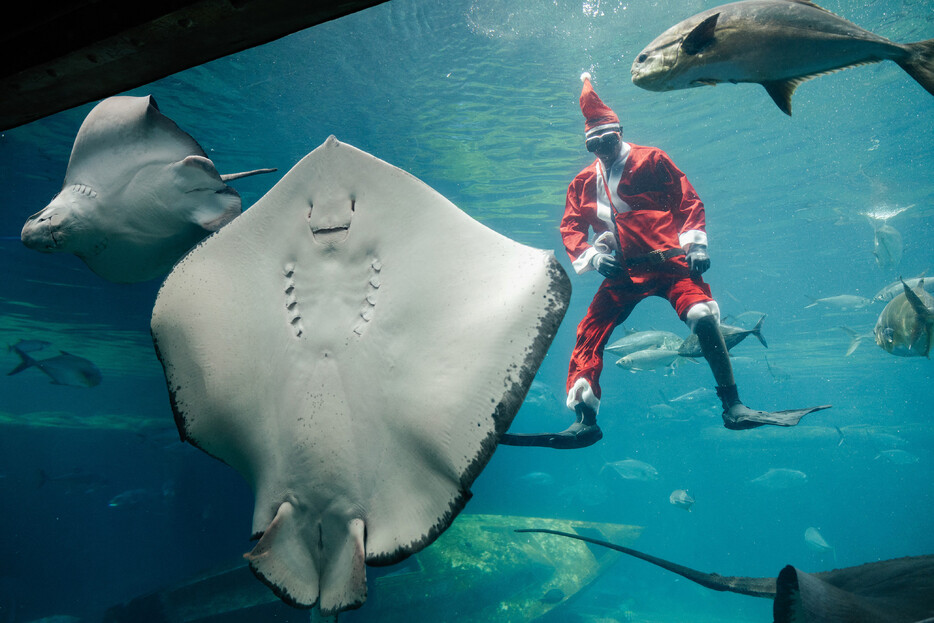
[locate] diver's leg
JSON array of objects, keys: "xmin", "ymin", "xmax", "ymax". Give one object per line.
[
  {"xmin": 501, "ymin": 279, "xmax": 636, "ymax": 449},
  {"xmin": 555, "ymin": 283, "xmax": 634, "ymax": 447},
  {"xmin": 688, "ymin": 304, "xmax": 766, "ymax": 428},
  {"xmin": 687, "ymin": 303, "xmax": 827, "ymax": 429}
]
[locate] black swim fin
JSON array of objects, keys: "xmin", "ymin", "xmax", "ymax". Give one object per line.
[
  {"xmin": 499, "ymin": 423, "xmax": 603, "ymax": 450},
  {"xmin": 500, "ymin": 404, "xmax": 603, "ymax": 449},
  {"xmin": 499, "ymin": 425, "xmax": 603, "ymax": 449},
  {"xmin": 722, "ymin": 404, "xmax": 832, "ymax": 430}
]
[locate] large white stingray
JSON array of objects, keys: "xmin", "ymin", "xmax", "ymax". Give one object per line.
[
  {"xmin": 21, "ymin": 95, "xmax": 275, "ymax": 283},
  {"xmin": 150, "ymin": 137, "xmax": 571, "ymax": 614}
]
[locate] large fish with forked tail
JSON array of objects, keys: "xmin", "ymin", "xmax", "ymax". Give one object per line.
[{"xmin": 630, "ymin": 0, "xmax": 934, "ymax": 115}]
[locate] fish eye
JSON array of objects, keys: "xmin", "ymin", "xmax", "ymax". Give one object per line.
[{"xmin": 637, "ymin": 53, "xmax": 648, "ymax": 63}]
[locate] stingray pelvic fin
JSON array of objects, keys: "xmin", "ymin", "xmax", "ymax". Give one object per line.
[{"xmin": 246, "ymin": 502, "xmax": 367, "ymax": 614}]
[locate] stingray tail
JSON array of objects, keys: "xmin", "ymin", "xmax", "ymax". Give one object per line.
[
  {"xmin": 515, "ymin": 528, "xmax": 777, "ymax": 598},
  {"xmin": 7, "ymin": 346, "xmax": 36, "ymax": 376},
  {"xmin": 898, "ymin": 39, "xmax": 934, "ymax": 96}
]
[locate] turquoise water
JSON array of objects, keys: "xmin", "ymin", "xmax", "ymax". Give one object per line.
[{"xmin": 1, "ymin": 0, "xmax": 933, "ymax": 620}]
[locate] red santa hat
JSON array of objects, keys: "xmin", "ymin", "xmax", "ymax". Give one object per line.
[{"xmin": 579, "ymin": 72, "xmax": 620, "ymax": 139}]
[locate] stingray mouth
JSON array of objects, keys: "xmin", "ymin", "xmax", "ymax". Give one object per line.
[
  {"xmin": 308, "ymin": 199, "xmax": 354, "ymax": 244},
  {"xmin": 311, "ymin": 225, "xmax": 350, "ymax": 243}
]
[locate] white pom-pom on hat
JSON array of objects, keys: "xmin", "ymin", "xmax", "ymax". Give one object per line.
[{"xmin": 580, "ymin": 71, "xmax": 592, "ymax": 82}]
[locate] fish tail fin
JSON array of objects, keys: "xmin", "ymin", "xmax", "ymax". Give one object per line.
[
  {"xmin": 838, "ymin": 326, "xmax": 862, "ymax": 356},
  {"xmin": 898, "ymin": 39, "xmax": 934, "ymax": 97},
  {"xmin": 6, "ymin": 346, "xmax": 36, "ymax": 375},
  {"xmin": 750, "ymin": 315, "xmax": 768, "ymax": 348}
]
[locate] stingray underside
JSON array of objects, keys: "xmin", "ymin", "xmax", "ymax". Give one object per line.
[{"xmin": 151, "ymin": 136, "xmax": 571, "ymax": 613}]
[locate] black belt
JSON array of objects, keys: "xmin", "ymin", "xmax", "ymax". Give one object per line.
[{"xmin": 626, "ymin": 247, "xmax": 685, "ymax": 267}]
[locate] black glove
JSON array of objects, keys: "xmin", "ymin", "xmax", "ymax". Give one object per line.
[
  {"xmin": 591, "ymin": 252, "xmax": 623, "ymax": 279},
  {"xmin": 686, "ymin": 243, "xmax": 710, "ymax": 275}
]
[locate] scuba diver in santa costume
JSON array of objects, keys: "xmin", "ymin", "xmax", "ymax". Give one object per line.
[{"xmin": 502, "ymin": 73, "xmax": 829, "ymax": 450}]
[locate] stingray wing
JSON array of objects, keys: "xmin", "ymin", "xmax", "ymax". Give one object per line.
[{"xmin": 65, "ymin": 95, "xmax": 206, "ymax": 190}]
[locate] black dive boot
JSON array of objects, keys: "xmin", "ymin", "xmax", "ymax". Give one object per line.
[
  {"xmin": 553, "ymin": 404, "xmax": 604, "ymax": 448},
  {"xmin": 499, "ymin": 404, "xmax": 603, "ymax": 449},
  {"xmin": 717, "ymin": 383, "xmax": 770, "ymax": 430}
]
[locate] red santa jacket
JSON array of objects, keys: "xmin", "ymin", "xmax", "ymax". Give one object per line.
[{"xmin": 560, "ymin": 142, "xmax": 707, "ymax": 275}]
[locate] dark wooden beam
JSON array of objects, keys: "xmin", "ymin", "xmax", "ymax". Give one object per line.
[{"xmin": 0, "ymin": 0, "xmax": 388, "ymax": 130}]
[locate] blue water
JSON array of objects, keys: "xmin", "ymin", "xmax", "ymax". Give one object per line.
[{"xmin": 1, "ymin": 0, "xmax": 932, "ymax": 620}]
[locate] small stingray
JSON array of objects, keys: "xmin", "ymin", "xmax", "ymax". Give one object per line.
[
  {"xmin": 21, "ymin": 95, "xmax": 276, "ymax": 283},
  {"xmin": 150, "ymin": 137, "xmax": 570, "ymax": 614},
  {"xmin": 517, "ymin": 529, "xmax": 934, "ymax": 623}
]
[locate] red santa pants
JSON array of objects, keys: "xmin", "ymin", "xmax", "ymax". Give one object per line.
[{"xmin": 566, "ymin": 266, "xmax": 713, "ymax": 410}]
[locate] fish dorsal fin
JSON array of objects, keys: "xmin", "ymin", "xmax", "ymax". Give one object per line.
[
  {"xmin": 682, "ymin": 13, "xmax": 719, "ymax": 55},
  {"xmin": 899, "ymin": 279, "xmax": 934, "ymax": 357}
]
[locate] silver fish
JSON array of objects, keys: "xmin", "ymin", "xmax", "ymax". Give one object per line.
[
  {"xmin": 606, "ymin": 329, "xmax": 683, "ymax": 357},
  {"xmin": 517, "ymin": 471, "xmax": 556, "ymax": 486},
  {"xmin": 875, "ymin": 449, "xmax": 920, "ymax": 465},
  {"xmin": 630, "ymin": 0, "xmax": 934, "ymax": 115},
  {"xmin": 602, "ymin": 458, "xmax": 660, "ymax": 481},
  {"xmin": 873, "ymin": 276, "xmax": 931, "ymax": 303},
  {"xmin": 805, "ymin": 294, "xmax": 871, "ymax": 310},
  {"xmin": 678, "ymin": 316, "xmax": 767, "ymax": 357},
  {"xmin": 804, "ymin": 527, "xmax": 834, "ymax": 554},
  {"xmin": 874, "ymin": 280, "xmax": 934, "ymax": 357},
  {"xmin": 869, "ymin": 219, "xmax": 903, "ymax": 270},
  {"xmin": 615, "ymin": 348, "xmax": 686, "ymax": 373},
  {"xmin": 669, "ymin": 489, "xmax": 695, "ymax": 511},
  {"xmin": 750, "ymin": 467, "xmax": 807, "ymax": 489},
  {"xmin": 668, "ymin": 387, "xmax": 714, "ymax": 403},
  {"xmin": 7, "ymin": 345, "xmax": 102, "ymax": 387}
]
